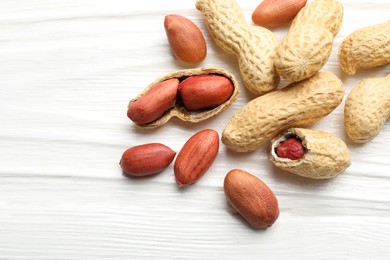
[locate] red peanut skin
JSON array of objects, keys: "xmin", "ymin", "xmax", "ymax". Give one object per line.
[
  {"xmin": 252, "ymin": 0, "xmax": 307, "ymax": 28},
  {"xmin": 178, "ymin": 75, "xmax": 234, "ymax": 111},
  {"xmin": 224, "ymin": 169, "xmax": 279, "ymax": 229},
  {"xmin": 174, "ymin": 129, "xmax": 219, "ymax": 187},
  {"xmin": 164, "ymin": 14, "xmax": 207, "ymax": 64},
  {"xmin": 120, "ymin": 143, "xmax": 176, "ymax": 177},
  {"xmin": 127, "ymin": 78, "xmax": 179, "ymax": 125},
  {"xmin": 276, "ymin": 137, "xmax": 304, "ymax": 160}
]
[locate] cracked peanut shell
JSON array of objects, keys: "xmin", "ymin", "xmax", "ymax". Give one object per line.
[
  {"xmin": 270, "ymin": 128, "xmax": 351, "ymax": 179},
  {"xmin": 128, "ymin": 67, "xmax": 240, "ymax": 128}
]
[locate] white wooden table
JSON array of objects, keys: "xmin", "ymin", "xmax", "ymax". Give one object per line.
[{"xmin": 1, "ymin": 0, "xmax": 390, "ymax": 259}]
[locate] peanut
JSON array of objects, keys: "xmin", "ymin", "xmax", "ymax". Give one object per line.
[
  {"xmin": 164, "ymin": 14, "xmax": 207, "ymax": 64},
  {"xmin": 224, "ymin": 169, "xmax": 279, "ymax": 229},
  {"xmin": 195, "ymin": 0, "xmax": 279, "ymax": 95},
  {"xmin": 270, "ymin": 128, "xmax": 351, "ymax": 179},
  {"xmin": 222, "ymin": 72, "xmax": 344, "ymax": 152},
  {"xmin": 275, "ymin": 137, "xmax": 304, "ymax": 160},
  {"xmin": 127, "ymin": 78, "xmax": 178, "ymax": 125},
  {"xmin": 338, "ymin": 21, "xmax": 390, "ymax": 75},
  {"xmin": 128, "ymin": 67, "xmax": 240, "ymax": 128},
  {"xmin": 252, "ymin": 0, "xmax": 307, "ymax": 28},
  {"xmin": 274, "ymin": 0, "xmax": 343, "ymax": 82},
  {"xmin": 178, "ymin": 75, "xmax": 234, "ymax": 111},
  {"xmin": 174, "ymin": 129, "xmax": 219, "ymax": 187},
  {"xmin": 120, "ymin": 143, "xmax": 176, "ymax": 177},
  {"xmin": 344, "ymin": 73, "xmax": 390, "ymax": 143},
  {"xmin": 290, "ymin": 0, "xmax": 343, "ymax": 36}
]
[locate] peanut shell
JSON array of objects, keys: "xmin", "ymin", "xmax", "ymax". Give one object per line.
[
  {"xmin": 270, "ymin": 128, "xmax": 351, "ymax": 179},
  {"xmin": 222, "ymin": 72, "xmax": 344, "ymax": 152},
  {"xmin": 274, "ymin": 22, "xmax": 333, "ymax": 82},
  {"xmin": 290, "ymin": 0, "xmax": 344, "ymax": 36},
  {"xmin": 196, "ymin": 0, "xmax": 280, "ymax": 95},
  {"xmin": 274, "ymin": 0, "xmax": 343, "ymax": 82},
  {"xmin": 338, "ymin": 21, "xmax": 390, "ymax": 75},
  {"xmin": 344, "ymin": 73, "xmax": 390, "ymax": 143},
  {"xmin": 128, "ymin": 67, "xmax": 240, "ymax": 128}
]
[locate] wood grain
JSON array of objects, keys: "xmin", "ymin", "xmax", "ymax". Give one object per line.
[{"xmin": 1, "ymin": 0, "xmax": 390, "ymax": 259}]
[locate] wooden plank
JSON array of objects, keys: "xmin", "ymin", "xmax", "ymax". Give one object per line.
[{"xmin": 0, "ymin": 0, "xmax": 390, "ymax": 259}]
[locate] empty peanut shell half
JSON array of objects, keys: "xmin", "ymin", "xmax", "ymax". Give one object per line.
[
  {"xmin": 127, "ymin": 67, "xmax": 240, "ymax": 128},
  {"xmin": 270, "ymin": 128, "xmax": 351, "ymax": 179}
]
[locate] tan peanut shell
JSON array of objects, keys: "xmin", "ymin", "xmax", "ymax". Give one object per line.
[
  {"xmin": 274, "ymin": 0, "xmax": 343, "ymax": 82},
  {"xmin": 290, "ymin": 0, "xmax": 344, "ymax": 36},
  {"xmin": 222, "ymin": 72, "xmax": 344, "ymax": 152},
  {"xmin": 344, "ymin": 73, "xmax": 390, "ymax": 143},
  {"xmin": 274, "ymin": 23, "xmax": 333, "ymax": 82},
  {"xmin": 128, "ymin": 67, "xmax": 240, "ymax": 128},
  {"xmin": 195, "ymin": 0, "xmax": 280, "ymax": 95},
  {"xmin": 270, "ymin": 128, "xmax": 351, "ymax": 179},
  {"xmin": 338, "ymin": 21, "xmax": 390, "ymax": 75}
]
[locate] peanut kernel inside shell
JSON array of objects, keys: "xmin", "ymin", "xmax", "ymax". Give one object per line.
[{"xmin": 274, "ymin": 135, "xmax": 305, "ymax": 160}]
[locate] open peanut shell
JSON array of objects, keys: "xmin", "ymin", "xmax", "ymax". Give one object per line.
[
  {"xmin": 269, "ymin": 128, "xmax": 351, "ymax": 179},
  {"xmin": 128, "ymin": 67, "xmax": 240, "ymax": 128}
]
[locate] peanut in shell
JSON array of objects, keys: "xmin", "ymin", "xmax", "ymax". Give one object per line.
[
  {"xmin": 290, "ymin": 0, "xmax": 344, "ymax": 36},
  {"xmin": 344, "ymin": 73, "xmax": 390, "ymax": 143},
  {"xmin": 270, "ymin": 128, "xmax": 351, "ymax": 179},
  {"xmin": 274, "ymin": 0, "xmax": 343, "ymax": 82},
  {"xmin": 222, "ymin": 72, "xmax": 344, "ymax": 152},
  {"xmin": 127, "ymin": 67, "xmax": 240, "ymax": 128},
  {"xmin": 274, "ymin": 23, "xmax": 333, "ymax": 82},
  {"xmin": 338, "ymin": 21, "xmax": 390, "ymax": 75}
]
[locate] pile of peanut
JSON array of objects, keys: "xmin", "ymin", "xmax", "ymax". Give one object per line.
[{"xmin": 121, "ymin": 0, "xmax": 390, "ymax": 229}]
